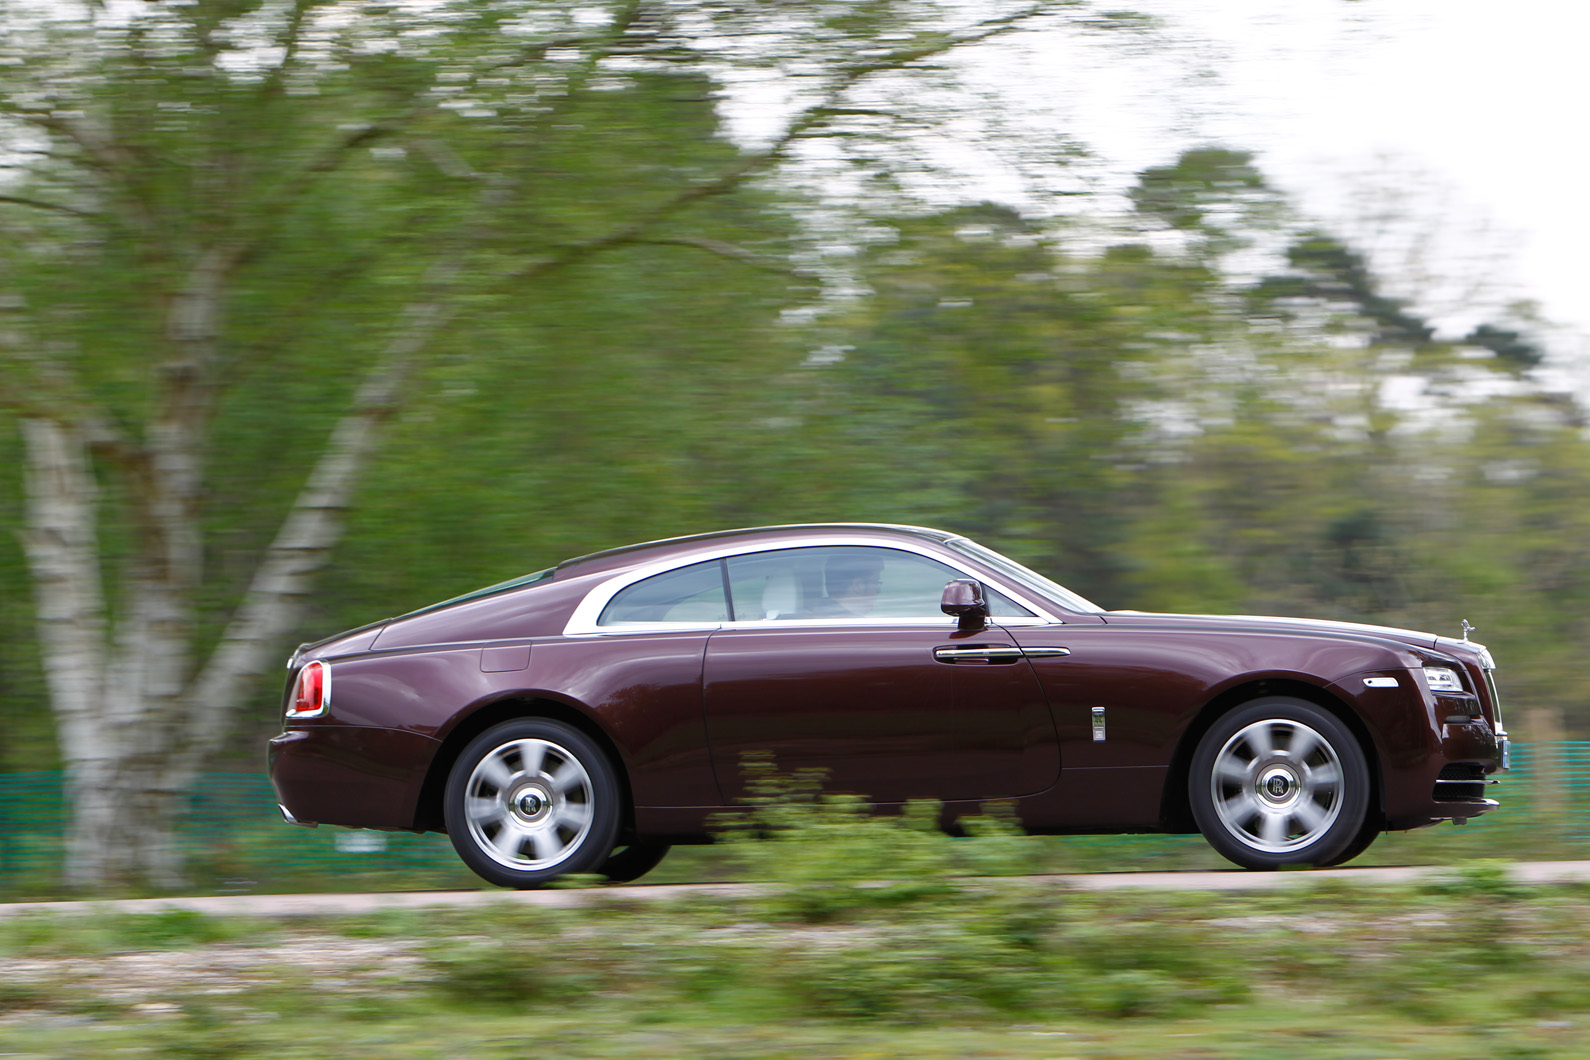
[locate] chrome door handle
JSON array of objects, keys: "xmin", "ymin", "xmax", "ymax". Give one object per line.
[
  {"xmin": 1020, "ymin": 647, "xmax": 1071, "ymax": 659},
  {"xmin": 933, "ymin": 645, "xmax": 1026, "ymax": 664}
]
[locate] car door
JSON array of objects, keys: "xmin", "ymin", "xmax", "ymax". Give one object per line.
[{"xmin": 702, "ymin": 545, "xmax": 1058, "ymax": 804}]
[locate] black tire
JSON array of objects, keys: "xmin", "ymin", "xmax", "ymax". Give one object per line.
[
  {"xmin": 598, "ymin": 842, "xmax": 671, "ymax": 884},
  {"xmin": 1319, "ymin": 815, "xmax": 1381, "ymax": 867},
  {"xmin": 1189, "ymin": 697, "xmax": 1370, "ymax": 870},
  {"xmin": 443, "ymin": 718, "xmax": 622, "ymax": 889}
]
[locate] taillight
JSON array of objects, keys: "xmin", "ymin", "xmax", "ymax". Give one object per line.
[{"xmin": 287, "ymin": 660, "xmax": 330, "ymax": 719}]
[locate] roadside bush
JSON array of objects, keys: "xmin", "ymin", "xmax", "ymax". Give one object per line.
[
  {"xmin": 424, "ymin": 932, "xmax": 608, "ymax": 1006},
  {"xmin": 1056, "ymin": 917, "xmax": 1250, "ymax": 1017},
  {"xmin": 705, "ymin": 757, "xmax": 1251, "ymax": 1022},
  {"xmin": 0, "ymin": 908, "xmax": 246, "ymax": 956},
  {"xmin": 713, "ymin": 754, "xmax": 1037, "ymax": 923},
  {"xmin": 777, "ymin": 918, "xmax": 1052, "ymax": 1020},
  {"xmin": 152, "ymin": 1000, "xmax": 269, "ymax": 1060}
]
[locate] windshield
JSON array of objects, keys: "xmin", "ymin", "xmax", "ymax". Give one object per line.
[{"xmin": 945, "ymin": 537, "xmax": 1104, "ymax": 614}]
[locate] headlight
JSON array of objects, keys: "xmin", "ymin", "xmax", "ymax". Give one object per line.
[{"xmin": 1423, "ymin": 666, "xmax": 1464, "ymax": 693}]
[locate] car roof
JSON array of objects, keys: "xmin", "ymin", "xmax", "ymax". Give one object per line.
[{"xmin": 554, "ymin": 523, "xmax": 959, "ymax": 576}]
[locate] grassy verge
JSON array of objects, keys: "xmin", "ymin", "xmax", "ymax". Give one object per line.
[
  {"xmin": 3, "ymin": 779, "xmax": 1590, "ymax": 1057},
  {"xmin": 0, "ymin": 871, "xmax": 1587, "ymax": 1058}
]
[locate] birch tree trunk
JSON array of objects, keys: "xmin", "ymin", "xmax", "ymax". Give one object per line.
[
  {"xmin": 18, "ymin": 418, "xmax": 189, "ymax": 887},
  {"xmin": 17, "ymin": 419, "xmax": 137, "ymax": 885},
  {"xmin": 14, "ymin": 283, "xmax": 454, "ymax": 888}
]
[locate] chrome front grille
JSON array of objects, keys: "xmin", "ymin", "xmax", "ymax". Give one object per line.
[{"xmin": 1484, "ymin": 667, "xmax": 1503, "ymax": 723}]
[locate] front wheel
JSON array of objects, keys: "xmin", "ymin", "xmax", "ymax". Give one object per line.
[
  {"xmin": 443, "ymin": 718, "xmax": 622, "ymax": 889},
  {"xmin": 1189, "ymin": 698, "xmax": 1370, "ymax": 870},
  {"xmin": 1318, "ymin": 815, "xmax": 1380, "ymax": 867}
]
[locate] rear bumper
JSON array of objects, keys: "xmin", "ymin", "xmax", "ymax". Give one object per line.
[
  {"xmin": 277, "ymin": 801, "xmax": 317, "ymax": 827},
  {"xmin": 268, "ymin": 725, "xmax": 441, "ymax": 831}
]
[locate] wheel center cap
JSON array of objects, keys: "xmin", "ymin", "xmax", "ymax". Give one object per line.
[
  {"xmin": 510, "ymin": 783, "xmax": 553, "ymax": 823},
  {"xmin": 1258, "ymin": 766, "xmax": 1298, "ymax": 805}
]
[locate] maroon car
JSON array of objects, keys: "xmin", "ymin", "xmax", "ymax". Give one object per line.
[{"xmin": 268, "ymin": 523, "xmax": 1508, "ymax": 886}]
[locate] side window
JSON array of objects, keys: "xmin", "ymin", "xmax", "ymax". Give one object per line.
[
  {"xmin": 984, "ymin": 584, "xmax": 1036, "ymax": 619},
  {"xmin": 725, "ymin": 546, "xmax": 1035, "ymax": 621},
  {"xmin": 597, "ymin": 559, "xmax": 728, "ymax": 626}
]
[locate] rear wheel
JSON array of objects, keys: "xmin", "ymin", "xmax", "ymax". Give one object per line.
[
  {"xmin": 1189, "ymin": 698, "xmax": 1370, "ymax": 870},
  {"xmin": 443, "ymin": 718, "xmax": 622, "ymax": 889},
  {"xmin": 598, "ymin": 842, "xmax": 671, "ymax": 884}
]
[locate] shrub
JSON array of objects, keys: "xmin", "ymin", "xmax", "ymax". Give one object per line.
[{"xmin": 713, "ymin": 754, "xmax": 1037, "ymax": 923}]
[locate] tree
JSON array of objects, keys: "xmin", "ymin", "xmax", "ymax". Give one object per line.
[
  {"xmin": 807, "ymin": 146, "xmax": 1584, "ymax": 670},
  {"xmin": 0, "ymin": 0, "xmax": 1078, "ymax": 889},
  {"xmin": 1111, "ymin": 151, "xmax": 1582, "ymax": 670},
  {"xmin": 796, "ymin": 197, "xmax": 1237, "ymax": 603}
]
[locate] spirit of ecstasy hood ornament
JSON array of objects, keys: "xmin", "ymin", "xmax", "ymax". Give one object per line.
[{"xmin": 1461, "ymin": 619, "xmax": 1475, "ymax": 642}]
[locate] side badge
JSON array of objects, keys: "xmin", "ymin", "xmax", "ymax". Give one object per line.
[{"xmin": 1091, "ymin": 706, "xmax": 1107, "ymax": 742}]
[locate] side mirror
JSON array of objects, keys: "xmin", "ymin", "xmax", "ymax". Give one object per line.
[{"xmin": 940, "ymin": 579, "xmax": 988, "ymax": 632}]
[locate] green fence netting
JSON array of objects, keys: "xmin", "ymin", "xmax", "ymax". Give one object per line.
[
  {"xmin": 0, "ymin": 742, "xmax": 1579, "ymax": 897},
  {"xmin": 0, "ymin": 771, "xmax": 475, "ymax": 896}
]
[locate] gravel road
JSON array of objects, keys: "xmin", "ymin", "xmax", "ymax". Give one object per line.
[{"xmin": 4, "ymin": 860, "xmax": 1589, "ymax": 919}]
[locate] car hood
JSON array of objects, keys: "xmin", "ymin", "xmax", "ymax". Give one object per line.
[{"xmin": 1101, "ymin": 610, "xmax": 1483, "ymax": 658}]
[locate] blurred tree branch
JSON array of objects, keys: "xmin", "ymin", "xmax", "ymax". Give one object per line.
[{"xmin": 0, "ymin": 0, "xmax": 1072, "ymax": 889}]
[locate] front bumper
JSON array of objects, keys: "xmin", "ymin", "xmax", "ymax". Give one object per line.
[{"xmin": 1378, "ymin": 713, "xmax": 1508, "ymax": 830}]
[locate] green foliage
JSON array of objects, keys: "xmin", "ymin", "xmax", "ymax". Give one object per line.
[
  {"xmin": 424, "ymin": 933, "xmax": 606, "ymax": 1007},
  {"xmin": 16, "ymin": 880, "xmax": 1590, "ymax": 1056},
  {"xmin": 0, "ymin": 909, "xmax": 246, "ymax": 957},
  {"xmin": 320, "ymin": 221, "xmax": 811, "ymax": 625},
  {"xmin": 1252, "ymin": 230, "xmax": 1436, "ymax": 347},
  {"xmin": 96, "ymin": 909, "xmax": 242, "ymax": 950},
  {"xmin": 1464, "ymin": 321, "xmax": 1545, "ymax": 369},
  {"xmin": 0, "ymin": 980, "xmax": 50, "ymax": 1014},
  {"xmin": 1419, "ymin": 859, "xmax": 1535, "ymax": 902},
  {"xmin": 774, "ymin": 913, "xmax": 1052, "ymax": 1020},
  {"xmin": 815, "ymin": 202, "xmax": 1232, "ymax": 601},
  {"xmin": 697, "ymin": 758, "xmax": 1251, "ymax": 1022},
  {"xmin": 713, "ymin": 755, "xmax": 1037, "ymax": 923},
  {"xmin": 1129, "ymin": 147, "xmax": 1283, "ymax": 260},
  {"xmin": 142, "ymin": 1000, "xmax": 271, "ymax": 1060}
]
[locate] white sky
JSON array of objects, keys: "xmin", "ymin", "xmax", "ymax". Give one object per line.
[
  {"xmin": 726, "ymin": 0, "xmax": 1587, "ymax": 382},
  {"xmin": 1009, "ymin": 0, "xmax": 1590, "ymax": 350}
]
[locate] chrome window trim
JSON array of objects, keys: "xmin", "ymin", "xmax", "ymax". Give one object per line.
[
  {"xmin": 563, "ymin": 536, "xmax": 1064, "ymax": 636},
  {"xmin": 944, "ymin": 536, "xmax": 1104, "ymax": 614}
]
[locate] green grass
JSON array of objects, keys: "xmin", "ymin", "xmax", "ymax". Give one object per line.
[
  {"xmin": 2, "ymin": 878, "xmax": 1590, "ymax": 1058},
  {"xmin": 8, "ymin": 1007, "xmax": 1589, "ymax": 1060}
]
